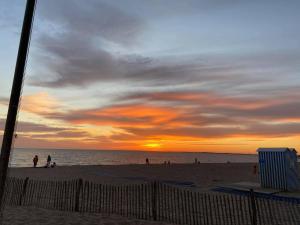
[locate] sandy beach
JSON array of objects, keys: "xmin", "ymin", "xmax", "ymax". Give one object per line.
[
  {"xmin": 3, "ymin": 163, "xmax": 300, "ymax": 225},
  {"xmin": 2, "ymin": 206, "xmax": 174, "ymax": 225},
  {"xmin": 8, "ymin": 163, "xmax": 259, "ymax": 189},
  {"xmin": 1, "ymin": 163, "xmax": 258, "ymax": 225}
]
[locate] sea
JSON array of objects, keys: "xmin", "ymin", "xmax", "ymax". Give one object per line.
[{"xmin": 9, "ymin": 148, "xmax": 258, "ymax": 167}]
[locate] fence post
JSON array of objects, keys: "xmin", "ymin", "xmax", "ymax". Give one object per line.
[
  {"xmin": 75, "ymin": 178, "xmax": 83, "ymax": 212},
  {"xmin": 19, "ymin": 177, "xmax": 29, "ymax": 206},
  {"xmin": 152, "ymin": 181, "xmax": 157, "ymax": 221},
  {"xmin": 250, "ymin": 189, "xmax": 257, "ymax": 225}
]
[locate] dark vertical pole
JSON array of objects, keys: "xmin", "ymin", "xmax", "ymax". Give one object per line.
[{"xmin": 0, "ymin": 0, "xmax": 36, "ymax": 210}]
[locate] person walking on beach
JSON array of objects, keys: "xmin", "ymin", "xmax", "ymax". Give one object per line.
[
  {"xmin": 33, "ymin": 155, "xmax": 38, "ymax": 168},
  {"xmin": 146, "ymin": 158, "xmax": 149, "ymax": 165},
  {"xmin": 46, "ymin": 155, "xmax": 51, "ymax": 168},
  {"xmin": 253, "ymin": 164, "xmax": 258, "ymax": 175}
]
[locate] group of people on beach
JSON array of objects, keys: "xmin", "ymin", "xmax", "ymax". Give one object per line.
[
  {"xmin": 145, "ymin": 158, "xmax": 172, "ymax": 165},
  {"xmin": 33, "ymin": 155, "xmax": 56, "ymax": 168},
  {"xmin": 145, "ymin": 158, "xmax": 201, "ymax": 165}
]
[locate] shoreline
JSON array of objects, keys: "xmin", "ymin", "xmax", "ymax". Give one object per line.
[
  {"xmin": 9, "ymin": 161, "xmax": 257, "ymax": 168},
  {"xmin": 10, "ymin": 149, "xmax": 259, "ymax": 167}
]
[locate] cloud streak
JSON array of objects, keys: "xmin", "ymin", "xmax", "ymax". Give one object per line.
[{"xmin": 30, "ymin": 90, "xmax": 300, "ymax": 141}]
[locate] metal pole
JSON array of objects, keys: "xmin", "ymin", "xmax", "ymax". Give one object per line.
[{"xmin": 0, "ymin": 0, "xmax": 36, "ymax": 211}]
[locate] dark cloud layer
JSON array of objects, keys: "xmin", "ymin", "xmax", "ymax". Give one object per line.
[
  {"xmin": 29, "ymin": 0, "xmax": 293, "ymax": 90},
  {"xmin": 0, "ymin": 119, "xmax": 95, "ymax": 147},
  {"xmin": 29, "ymin": 0, "xmax": 148, "ymax": 87},
  {"xmin": 0, "ymin": 119, "xmax": 65, "ymax": 133},
  {"xmin": 30, "ymin": 31, "xmax": 284, "ymax": 89},
  {"xmin": 30, "ymin": 28, "xmax": 252, "ymax": 88},
  {"xmin": 37, "ymin": 0, "xmax": 144, "ymax": 45},
  {"xmin": 123, "ymin": 122, "xmax": 300, "ymax": 140}
]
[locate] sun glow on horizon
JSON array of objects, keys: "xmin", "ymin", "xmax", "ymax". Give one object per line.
[{"xmin": 143, "ymin": 141, "xmax": 162, "ymax": 149}]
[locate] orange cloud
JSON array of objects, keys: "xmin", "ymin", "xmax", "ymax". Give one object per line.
[
  {"xmin": 20, "ymin": 92, "xmax": 61, "ymax": 115},
  {"xmin": 69, "ymin": 103, "xmax": 181, "ymax": 128},
  {"xmin": 123, "ymin": 91, "xmax": 286, "ymax": 110},
  {"xmin": 4, "ymin": 89, "xmax": 300, "ymax": 153}
]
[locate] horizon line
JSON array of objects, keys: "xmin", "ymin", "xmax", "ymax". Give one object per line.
[{"xmin": 13, "ymin": 147, "xmax": 258, "ymax": 155}]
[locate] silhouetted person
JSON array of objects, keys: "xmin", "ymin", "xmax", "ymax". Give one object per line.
[
  {"xmin": 46, "ymin": 155, "xmax": 51, "ymax": 168},
  {"xmin": 146, "ymin": 158, "xmax": 149, "ymax": 165},
  {"xmin": 253, "ymin": 164, "xmax": 258, "ymax": 175},
  {"xmin": 33, "ymin": 155, "xmax": 38, "ymax": 168},
  {"xmin": 167, "ymin": 160, "xmax": 171, "ymax": 165},
  {"xmin": 194, "ymin": 158, "xmax": 198, "ymax": 164}
]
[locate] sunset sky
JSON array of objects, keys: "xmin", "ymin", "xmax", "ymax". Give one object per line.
[{"xmin": 1, "ymin": 0, "xmax": 300, "ymax": 153}]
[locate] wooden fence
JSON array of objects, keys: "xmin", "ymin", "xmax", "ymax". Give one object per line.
[{"xmin": 3, "ymin": 177, "xmax": 300, "ymax": 225}]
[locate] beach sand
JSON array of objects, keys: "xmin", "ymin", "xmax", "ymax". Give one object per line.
[
  {"xmin": 2, "ymin": 206, "xmax": 174, "ymax": 225},
  {"xmin": 3, "ymin": 163, "xmax": 260, "ymax": 225},
  {"xmin": 8, "ymin": 163, "xmax": 259, "ymax": 189}
]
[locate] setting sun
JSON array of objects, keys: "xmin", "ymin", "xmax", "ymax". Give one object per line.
[{"xmin": 143, "ymin": 141, "xmax": 161, "ymax": 148}]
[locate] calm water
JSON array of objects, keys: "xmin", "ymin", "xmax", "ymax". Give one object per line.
[{"xmin": 9, "ymin": 148, "xmax": 258, "ymax": 167}]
